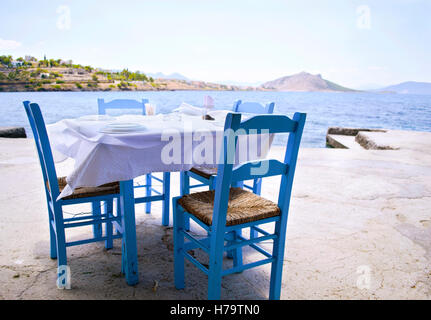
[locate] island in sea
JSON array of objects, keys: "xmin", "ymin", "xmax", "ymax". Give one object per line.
[{"xmin": 260, "ymin": 71, "xmax": 357, "ymax": 92}]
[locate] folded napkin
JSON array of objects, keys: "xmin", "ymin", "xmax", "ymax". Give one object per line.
[{"xmin": 172, "ymin": 103, "xmax": 204, "ymax": 116}]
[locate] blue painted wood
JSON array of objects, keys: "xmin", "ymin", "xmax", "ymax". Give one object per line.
[
  {"xmin": 231, "ymin": 160, "xmax": 288, "ymax": 182},
  {"xmin": 227, "ymin": 180, "xmax": 244, "ymax": 262},
  {"xmin": 173, "ymin": 196, "xmax": 185, "ymax": 289},
  {"xmin": 184, "ymin": 236, "xmax": 211, "ymax": 252},
  {"xmin": 119, "ymin": 180, "xmax": 139, "ymax": 285},
  {"xmin": 222, "ymin": 258, "xmax": 274, "ymax": 277},
  {"xmin": 105, "ymin": 200, "xmax": 114, "ymax": 249},
  {"xmin": 23, "ymin": 101, "xmax": 58, "ymax": 259},
  {"xmin": 61, "ymin": 193, "xmax": 119, "ymax": 206},
  {"xmin": 173, "ymin": 111, "xmax": 306, "ymax": 300},
  {"xmin": 23, "ymin": 101, "xmax": 131, "ymax": 287},
  {"xmin": 66, "ymin": 234, "xmax": 122, "ymax": 247},
  {"xmin": 208, "ymin": 112, "xmax": 242, "ymax": 300},
  {"xmin": 184, "ymin": 211, "xmax": 211, "ymax": 232},
  {"xmin": 234, "ymin": 100, "xmax": 275, "ymax": 115},
  {"xmin": 269, "ymin": 112, "xmax": 306, "ymax": 300},
  {"xmin": 97, "ymin": 98, "xmax": 149, "ymax": 115},
  {"xmin": 63, "ymin": 215, "xmax": 119, "ymax": 228},
  {"xmin": 180, "ymin": 100, "xmax": 276, "ymax": 239},
  {"xmin": 180, "ymin": 172, "xmax": 191, "ymax": 231},
  {"xmin": 145, "ymin": 174, "xmax": 152, "ymax": 214},
  {"xmin": 92, "ymin": 202, "xmax": 102, "ymax": 238},
  {"xmin": 252, "ymin": 178, "xmax": 262, "ymax": 195},
  {"xmin": 162, "ymin": 172, "xmax": 171, "ymax": 226},
  {"xmin": 239, "ymin": 115, "xmax": 297, "ymax": 134},
  {"xmin": 224, "ymin": 216, "xmax": 280, "ymax": 233},
  {"xmin": 97, "ymin": 98, "xmax": 171, "ymax": 227},
  {"xmin": 134, "ymin": 194, "xmax": 164, "ymax": 204},
  {"xmin": 182, "ymin": 100, "xmax": 275, "ymax": 198},
  {"xmin": 187, "ymin": 170, "xmax": 215, "ymax": 185},
  {"xmin": 182, "ymin": 230, "xmax": 210, "ymax": 253}
]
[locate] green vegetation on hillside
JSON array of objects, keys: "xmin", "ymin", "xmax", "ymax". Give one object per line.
[
  {"xmin": 0, "ymin": 55, "xmax": 157, "ymax": 92},
  {"xmin": 0, "ymin": 55, "xmax": 244, "ymax": 92}
]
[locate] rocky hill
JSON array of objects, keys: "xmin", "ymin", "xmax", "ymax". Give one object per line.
[{"xmin": 261, "ymin": 72, "xmax": 356, "ymax": 92}]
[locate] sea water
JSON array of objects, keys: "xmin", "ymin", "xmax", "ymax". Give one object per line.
[{"xmin": 0, "ymin": 91, "xmax": 430, "ymax": 147}]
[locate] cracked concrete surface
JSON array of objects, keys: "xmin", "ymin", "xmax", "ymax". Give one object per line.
[{"xmin": 0, "ymin": 131, "xmax": 430, "ymax": 300}]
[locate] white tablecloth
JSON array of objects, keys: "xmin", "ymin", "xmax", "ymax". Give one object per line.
[{"xmin": 47, "ymin": 110, "xmax": 273, "ymax": 199}]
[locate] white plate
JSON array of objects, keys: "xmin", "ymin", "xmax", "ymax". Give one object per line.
[
  {"xmin": 106, "ymin": 122, "xmax": 142, "ymax": 129},
  {"xmin": 99, "ymin": 122, "xmax": 146, "ymax": 134},
  {"xmin": 79, "ymin": 115, "xmax": 113, "ymax": 122}
]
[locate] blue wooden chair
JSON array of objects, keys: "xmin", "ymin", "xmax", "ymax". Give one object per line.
[
  {"xmin": 97, "ymin": 98, "xmax": 171, "ymax": 226},
  {"xmin": 23, "ymin": 101, "xmax": 124, "ymax": 288},
  {"xmin": 173, "ymin": 111, "xmax": 306, "ymax": 300},
  {"xmin": 180, "ymin": 100, "xmax": 275, "ymax": 236},
  {"xmin": 180, "ymin": 100, "xmax": 275, "ymax": 198}
]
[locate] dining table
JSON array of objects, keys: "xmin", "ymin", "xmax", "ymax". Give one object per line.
[{"xmin": 47, "ymin": 109, "xmax": 274, "ymax": 285}]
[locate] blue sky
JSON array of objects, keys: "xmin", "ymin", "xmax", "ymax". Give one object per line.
[{"xmin": 1, "ymin": 0, "xmax": 430, "ymax": 89}]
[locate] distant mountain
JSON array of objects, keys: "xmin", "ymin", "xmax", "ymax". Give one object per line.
[
  {"xmin": 261, "ymin": 72, "xmax": 356, "ymax": 92},
  {"xmin": 146, "ymin": 72, "xmax": 189, "ymax": 81},
  {"xmin": 375, "ymin": 81, "xmax": 431, "ymax": 95}
]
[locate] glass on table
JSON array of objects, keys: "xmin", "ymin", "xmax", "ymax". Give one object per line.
[{"xmin": 145, "ymin": 103, "xmax": 157, "ymax": 116}]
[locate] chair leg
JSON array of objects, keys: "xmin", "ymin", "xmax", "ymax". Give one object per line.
[
  {"xmin": 56, "ymin": 232, "xmax": 67, "ymax": 267},
  {"xmin": 253, "ymin": 178, "xmax": 262, "ymax": 195},
  {"xmin": 162, "ymin": 172, "xmax": 171, "ymax": 226},
  {"xmin": 173, "ymin": 198, "xmax": 185, "ymax": 290},
  {"xmin": 226, "ymin": 230, "xmax": 243, "ymax": 270},
  {"xmin": 233, "ymin": 181, "xmax": 244, "ymax": 189},
  {"xmin": 55, "ymin": 214, "xmax": 68, "ymax": 288},
  {"xmin": 120, "ymin": 180, "xmax": 139, "ymax": 286},
  {"xmin": 121, "ymin": 240, "xmax": 126, "ymax": 275},
  {"xmin": 145, "ymin": 175, "xmax": 152, "ymax": 214},
  {"xmin": 49, "ymin": 220, "xmax": 57, "ymax": 259},
  {"xmin": 105, "ymin": 200, "xmax": 114, "ymax": 250},
  {"xmin": 250, "ymin": 179, "xmax": 263, "ymax": 239},
  {"xmin": 180, "ymin": 172, "xmax": 191, "ymax": 231},
  {"xmin": 227, "ymin": 181, "xmax": 244, "ymax": 261},
  {"xmin": 47, "ymin": 206, "xmax": 57, "ymax": 259},
  {"xmin": 232, "ymin": 230, "xmax": 243, "ymax": 271},
  {"xmin": 209, "ymin": 178, "xmax": 216, "ymax": 191},
  {"xmin": 208, "ymin": 235, "xmax": 225, "ymax": 300},
  {"xmin": 250, "ymin": 226, "xmax": 258, "ymax": 239},
  {"xmin": 269, "ymin": 221, "xmax": 287, "ymax": 300},
  {"xmin": 56, "ymin": 250, "xmax": 69, "ymax": 289},
  {"xmin": 115, "ymin": 197, "xmax": 121, "ymax": 236},
  {"xmin": 92, "ymin": 201, "xmax": 102, "ymax": 238}
]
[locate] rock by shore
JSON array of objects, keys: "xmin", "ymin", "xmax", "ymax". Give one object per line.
[{"xmin": 0, "ymin": 127, "xmax": 26, "ymax": 138}]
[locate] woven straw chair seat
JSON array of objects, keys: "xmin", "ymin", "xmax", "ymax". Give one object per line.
[
  {"xmin": 190, "ymin": 166, "xmax": 218, "ymax": 179},
  {"xmin": 178, "ymin": 188, "xmax": 280, "ymax": 226},
  {"xmin": 53, "ymin": 177, "xmax": 120, "ymax": 200}
]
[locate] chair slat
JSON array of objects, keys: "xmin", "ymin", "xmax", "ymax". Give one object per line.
[
  {"xmin": 231, "ymin": 160, "xmax": 288, "ymax": 182},
  {"xmin": 97, "ymin": 98, "xmax": 149, "ymax": 115},
  {"xmin": 234, "ymin": 101, "xmax": 275, "ymax": 115},
  {"xmin": 239, "ymin": 114, "xmax": 298, "ymax": 134}
]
